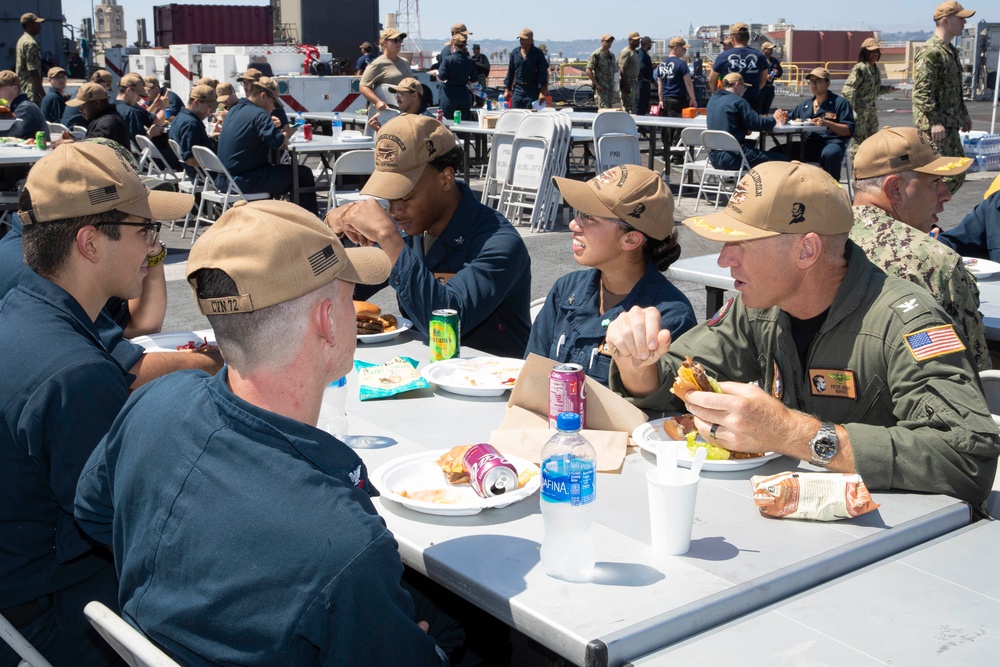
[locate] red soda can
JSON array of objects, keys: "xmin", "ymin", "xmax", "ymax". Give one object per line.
[
  {"xmin": 463, "ymin": 444, "xmax": 519, "ymax": 498},
  {"xmin": 436, "ymin": 108, "xmax": 444, "ymax": 122},
  {"xmin": 303, "ymin": 123, "xmax": 313, "ymax": 140},
  {"xmin": 548, "ymin": 363, "xmax": 586, "ymax": 428}
]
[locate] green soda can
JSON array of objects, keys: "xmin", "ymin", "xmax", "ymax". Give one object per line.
[
  {"xmin": 35, "ymin": 131, "xmax": 47, "ymax": 150},
  {"xmin": 453, "ymin": 110, "xmax": 461, "ymax": 125},
  {"xmin": 429, "ymin": 309, "xmax": 460, "ymax": 361}
]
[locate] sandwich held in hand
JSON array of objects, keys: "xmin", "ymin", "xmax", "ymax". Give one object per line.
[{"xmin": 354, "ymin": 300, "xmax": 398, "ymax": 335}]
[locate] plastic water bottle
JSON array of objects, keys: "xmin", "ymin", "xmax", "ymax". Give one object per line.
[
  {"xmin": 318, "ymin": 376, "xmax": 349, "ymax": 439},
  {"xmin": 498, "ymin": 93, "xmax": 505, "ymax": 109},
  {"xmin": 331, "ymin": 112, "xmax": 343, "ymax": 140},
  {"xmin": 540, "ymin": 412, "xmax": 597, "ymax": 582}
]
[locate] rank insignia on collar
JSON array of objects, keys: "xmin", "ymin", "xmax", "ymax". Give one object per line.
[{"xmin": 708, "ymin": 297, "xmax": 734, "ymax": 327}]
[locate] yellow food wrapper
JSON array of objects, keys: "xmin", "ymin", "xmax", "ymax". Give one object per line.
[{"xmin": 750, "ymin": 471, "xmax": 880, "ymax": 521}]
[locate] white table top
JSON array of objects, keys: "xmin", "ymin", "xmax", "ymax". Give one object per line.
[
  {"xmin": 0, "ymin": 144, "xmax": 50, "ymax": 166},
  {"xmin": 633, "ymin": 515, "xmax": 1000, "ymax": 664},
  {"xmin": 342, "ymin": 334, "xmax": 969, "ymax": 666},
  {"xmin": 285, "ymin": 135, "xmax": 374, "ymax": 154}
]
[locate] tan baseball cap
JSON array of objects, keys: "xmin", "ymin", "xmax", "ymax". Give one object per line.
[
  {"xmin": 387, "ymin": 77, "xmax": 423, "ymax": 94},
  {"xmin": 20, "ymin": 13, "xmax": 44, "ymax": 25},
  {"xmin": 253, "ymin": 77, "xmax": 281, "ymax": 104},
  {"xmin": 187, "ymin": 200, "xmax": 391, "ymax": 314},
  {"xmin": 853, "ymin": 126, "xmax": 973, "ymax": 180},
  {"xmin": 362, "ymin": 114, "xmax": 458, "ymax": 200},
  {"xmin": 806, "ymin": 67, "xmax": 830, "ymax": 81},
  {"xmin": 669, "ymin": 37, "xmax": 688, "ymax": 48},
  {"xmin": 628, "ymin": 31, "xmax": 641, "ymax": 40},
  {"xmin": 91, "ymin": 69, "xmax": 113, "ymax": 84},
  {"xmin": 601, "ymin": 33, "xmax": 615, "ymax": 43},
  {"xmin": 143, "ymin": 75, "xmax": 161, "ymax": 88},
  {"xmin": 216, "ymin": 82, "xmax": 237, "ymax": 104},
  {"xmin": 554, "ymin": 165, "xmax": 674, "ymax": 240},
  {"xmin": 518, "ymin": 28, "xmax": 534, "ymax": 40},
  {"xmin": 360, "ymin": 41, "xmax": 373, "ymax": 50},
  {"xmin": 861, "ymin": 37, "xmax": 881, "ymax": 50},
  {"xmin": 197, "ymin": 77, "xmax": 218, "ymax": 89},
  {"xmin": 0, "ymin": 70, "xmax": 18, "ymax": 87},
  {"xmin": 683, "ymin": 162, "xmax": 853, "ymax": 242},
  {"xmin": 120, "ymin": 73, "xmax": 147, "ymax": 96},
  {"xmin": 18, "ymin": 142, "xmax": 193, "ymax": 225},
  {"xmin": 761, "ymin": 41, "xmax": 775, "ymax": 51},
  {"xmin": 722, "ymin": 72, "xmax": 744, "ymax": 86},
  {"xmin": 731, "ymin": 22, "xmax": 749, "ymax": 33},
  {"xmin": 934, "ymin": 1, "xmax": 975, "ymax": 20},
  {"xmin": 66, "ymin": 82, "xmax": 109, "ymax": 107},
  {"xmin": 47, "ymin": 66, "xmax": 67, "ymax": 79},
  {"xmin": 237, "ymin": 68, "xmax": 263, "ymax": 83},
  {"xmin": 189, "ymin": 84, "xmax": 217, "ymax": 104},
  {"xmin": 451, "ymin": 22, "xmax": 472, "ymax": 35},
  {"xmin": 381, "ymin": 28, "xmax": 407, "ymax": 42}
]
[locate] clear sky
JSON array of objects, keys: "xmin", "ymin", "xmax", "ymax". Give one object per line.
[{"xmin": 64, "ymin": 0, "xmax": 953, "ymax": 47}]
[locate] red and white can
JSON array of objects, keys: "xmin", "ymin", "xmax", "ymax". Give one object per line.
[
  {"xmin": 548, "ymin": 363, "xmax": 586, "ymax": 429},
  {"xmin": 463, "ymin": 444, "xmax": 518, "ymax": 498},
  {"xmin": 303, "ymin": 123, "xmax": 313, "ymax": 140}
]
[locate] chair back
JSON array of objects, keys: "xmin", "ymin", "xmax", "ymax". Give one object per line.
[
  {"xmin": 46, "ymin": 122, "xmax": 70, "ymax": 139},
  {"xmin": 365, "ymin": 107, "xmax": 399, "ymax": 137},
  {"xmin": 134, "ymin": 135, "xmax": 172, "ymax": 177},
  {"xmin": 192, "ymin": 145, "xmax": 246, "ymax": 198},
  {"xmin": 328, "ymin": 149, "xmax": 376, "ymax": 208},
  {"xmin": 84, "ymin": 602, "xmax": 180, "ymax": 667},
  {"xmin": 592, "ymin": 110, "xmax": 638, "ymax": 139},
  {"xmin": 679, "ymin": 126, "xmax": 706, "ymax": 151},
  {"xmin": 376, "ymin": 84, "xmax": 398, "ymax": 108},
  {"xmin": 596, "ymin": 134, "xmax": 641, "ymax": 173},
  {"xmin": 700, "ymin": 130, "xmax": 743, "ymax": 154}
]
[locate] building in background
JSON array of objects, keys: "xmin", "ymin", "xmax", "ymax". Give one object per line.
[{"xmin": 95, "ymin": 0, "xmax": 127, "ymax": 50}]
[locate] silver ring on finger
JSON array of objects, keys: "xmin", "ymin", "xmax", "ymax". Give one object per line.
[{"xmin": 709, "ymin": 423, "xmax": 719, "ymax": 440}]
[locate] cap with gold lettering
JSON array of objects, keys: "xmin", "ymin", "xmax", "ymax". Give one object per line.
[{"xmin": 853, "ymin": 126, "xmax": 973, "ymax": 180}]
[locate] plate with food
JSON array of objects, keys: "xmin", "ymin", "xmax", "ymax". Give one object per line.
[
  {"xmin": 421, "ymin": 357, "xmax": 525, "ymax": 397},
  {"xmin": 788, "ymin": 118, "xmax": 808, "ymax": 125},
  {"xmin": 355, "ymin": 301, "xmax": 412, "ymax": 343},
  {"xmin": 129, "ymin": 331, "xmax": 218, "ymax": 352},
  {"xmin": 962, "ymin": 257, "xmax": 1000, "ymax": 280},
  {"xmin": 371, "ymin": 445, "xmax": 541, "ymax": 516}
]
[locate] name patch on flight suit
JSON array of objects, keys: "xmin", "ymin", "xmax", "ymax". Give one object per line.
[
  {"xmin": 824, "ymin": 112, "xmax": 837, "ymax": 120},
  {"xmin": 808, "ymin": 368, "xmax": 858, "ymax": 399}
]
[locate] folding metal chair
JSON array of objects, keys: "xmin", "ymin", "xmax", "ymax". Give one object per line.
[
  {"xmin": 1, "ymin": 611, "xmax": 53, "ymax": 667},
  {"xmin": 593, "ymin": 111, "xmax": 640, "ymax": 173},
  {"xmin": 327, "ymin": 149, "xmax": 376, "ymax": 209},
  {"xmin": 188, "ymin": 145, "xmax": 269, "ymax": 243},
  {"xmin": 135, "ymin": 135, "xmax": 181, "ymax": 184},
  {"xmin": 167, "ymin": 138, "xmax": 206, "ymax": 231},
  {"xmin": 697, "ymin": 130, "xmax": 751, "ymax": 211},
  {"xmin": 364, "ymin": 107, "xmax": 399, "ymax": 137},
  {"xmin": 675, "ymin": 127, "xmax": 708, "ymax": 206},
  {"xmin": 482, "ymin": 111, "xmax": 529, "ymax": 210}
]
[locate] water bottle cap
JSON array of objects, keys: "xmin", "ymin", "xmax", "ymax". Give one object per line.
[{"xmin": 556, "ymin": 412, "xmax": 581, "ymax": 431}]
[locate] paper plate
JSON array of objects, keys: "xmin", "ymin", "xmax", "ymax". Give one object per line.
[
  {"xmin": 421, "ymin": 357, "xmax": 525, "ymax": 397},
  {"xmin": 371, "ymin": 450, "xmax": 540, "ymax": 516},
  {"xmin": 340, "ymin": 135, "xmax": 372, "ymax": 143},
  {"xmin": 632, "ymin": 418, "xmax": 783, "ymax": 472},
  {"xmin": 357, "ymin": 316, "xmax": 412, "ymax": 344},
  {"xmin": 963, "ymin": 257, "xmax": 1000, "ymax": 280},
  {"xmin": 129, "ymin": 331, "xmax": 218, "ymax": 352},
  {"xmin": 0, "ymin": 119, "xmax": 19, "ymax": 131}
]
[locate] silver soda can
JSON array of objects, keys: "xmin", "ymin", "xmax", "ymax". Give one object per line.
[
  {"xmin": 463, "ymin": 444, "xmax": 518, "ymax": 498},
  {"xmin": 548, "ymin": 363, "xmax": 586, "ymax": 428}
]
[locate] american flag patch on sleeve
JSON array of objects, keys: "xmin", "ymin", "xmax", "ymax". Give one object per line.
[{"xmin": 903, "ymin": 325, "xmax": 966, "ymax": 362}]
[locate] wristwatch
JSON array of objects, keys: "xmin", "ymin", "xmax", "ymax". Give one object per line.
[
  {"xmin": 809, "ymin": 422, "xmax": 839, "ymax": 467},
  {"xmin": 146, "ymin": 242, "xmax": 167, "ymax": 268}
]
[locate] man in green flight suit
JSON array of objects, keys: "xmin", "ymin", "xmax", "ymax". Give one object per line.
[
  {"xmin": 605, "ymin": 161, "xmax": 999, "ymax": 508},
  {"xmin": 912, "ymin": 1, "xmax": 975, "ymax": 195}
]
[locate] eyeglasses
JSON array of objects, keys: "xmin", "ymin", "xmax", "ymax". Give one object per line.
[
  {"xmin": 386, "ymin": 37, "xmax": 403, "ymax": 44},
  {"xmin": 97, "ymin": 220, "xmax": 161, "ymax": 246}
]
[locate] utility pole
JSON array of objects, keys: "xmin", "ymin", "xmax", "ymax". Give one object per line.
[{"xmin": 396, "ymin": 0, "xmax": 424, "ymax": 68}]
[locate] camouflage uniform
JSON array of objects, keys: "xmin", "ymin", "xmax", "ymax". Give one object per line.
[
  {"xmin": 842, "ymin": 62, "xmax": 894, "ymax": 161},
  {"xmin": 610, "ymin": 243, "xmax": 999, "ymax": 506},
  {"xmin": 15, "ymin": 31, "xmax": 42, "ymax": 104},
  {"xmin": 618, "ymin": 45, "xmax": 640, "ymax": 113},
  {"xmin": 851, "ymin": 205, "xmax": 989, "ymax": 371},
  {"xmin": 913, "ymin": 35, "xmax": 970, "ymax": 195},
  {"xmin": 588, "ymin": 48, "xmax": 619, "ymax": 109}
]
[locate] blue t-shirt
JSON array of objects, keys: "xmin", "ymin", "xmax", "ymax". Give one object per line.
[
  {"xmin": 75, "ymin": 368, "xmax": 444, "ymax": 667},
  {"xmin": 713, "ymin": 47, "xmax": 767, "ymax": 96},
  {"xmin": 657, "ymin": 57, "xmax": 691, "ymax": 100},
  {"xmin": 168, "ymin": 107, "xmax": 213, "ymax": 179},
  {"xmin": 216, "ymin": 97, "xmax": 285, "ymax": 176}
]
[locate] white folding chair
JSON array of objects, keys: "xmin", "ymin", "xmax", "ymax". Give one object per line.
[
  {"xmin": 979, "ymin": 370, "xmax": 1000, "ymax": 428},
  {"xmin": 83, "ymin": 602, "xmax": 180, "ymax": 667},
  {"xmin": 72, "ymin": 125, "xmax": 88, "ymax": 134},
  {"xmin": 135, "ymin": 135, "xmax": 181, "ymax": 184},
  {"xmin": 364, "ymin": 107, "xmax": 399, "ymax": 137},
  {"xmin": 167, "ymin": 138, "xmax": 206, "ymax": 231},
  {"xmin": 188, "ymin": 145, "xmax": 269, "ymax": 243},
  {"xmin": 498, "ymin": 115, "xmax": 559, "ymax": 231},
  {"xmin": 697, "ymin": 130, "xmax": 751, "ymax": 211},
  {"xmin": 676, "ymin": 127, "xmax": 708, "ymax": 205},
  {"xmin": 327, "ymin": 149, "xmax": 376, "ymax": 209},
  {"xmin": 376, "ymin": 84, "xmax": 398, "ymax": 109},
  {"xmin": 593, "ymin": 110, "xmax": 641, "ymax": 174},
  {"xmin": 529, "ymin": 297, "xmax": 546, "ymax": 323},
  {"xmin": 482, "ymin": 111, "xmax": 528, "ymax": 210},
  {"xmin": 1, "ymin": 611, "xmax": 53, "ymax": 667},
  {"xmin": 46, "ymin": 121, "xmax": 71, "ymax": 141}
]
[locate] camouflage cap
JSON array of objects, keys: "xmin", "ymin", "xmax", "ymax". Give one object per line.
[
  {"xmin": 683, "ymin": 162, "xmax": 853, "ymax": 242},
  {"xmin": 853, "ymin": 126, "xmax": 974, "ymax": 180},
  {"xmin": 66, "ymin": 82, "xmax": 109, "ymax": 107},
  {"xmin": 934, "ymin": 1, "xmax": 975, "ymax": 21},
  {"xmin": 362, "ymin": 114, "xmax": 458, "ymax": 200},
  {"xmin": 187, "ymin": 200, "xmax": 391, "ymax": 315},
  {"xmin": 554, "ymin": 165, "xmax": 675, "ymax": 240}
]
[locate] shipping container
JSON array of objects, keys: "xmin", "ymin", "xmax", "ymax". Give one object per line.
[{"xmin": 153, "ymin": 4, "xmax": 274, "ymax": 48}]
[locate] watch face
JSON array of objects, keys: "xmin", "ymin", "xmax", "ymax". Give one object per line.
[{"xmin": 813, "ymin": 435, "xmax": 837, "ymax": 461}]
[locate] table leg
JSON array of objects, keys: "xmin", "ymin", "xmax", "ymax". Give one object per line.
[
  {"xmin": 647, "ymin": 129, "xmax": 658, "ymax": 170},
  {"xmin": 291, "ymin": 149, "xmax": 300, "ymax": 205},
  {"xmin": 705, "ymin": 287, "xmax": 725, "ymax": 319},
  {"xmin": 463, "ymin": 134, "xmax": 472, "ymax": 182}
]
